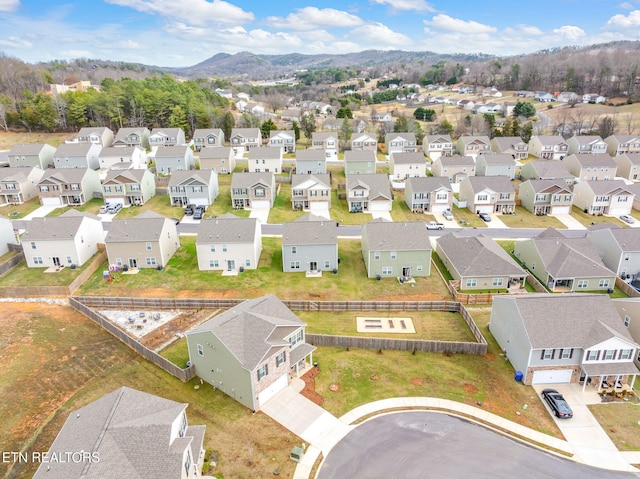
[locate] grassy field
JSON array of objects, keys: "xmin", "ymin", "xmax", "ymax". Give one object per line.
[
  {"xmin": 499, "ymin": 206, "xmax": 567, "ymax": 229},
  {"xmin": 46, "ymin": 198, "xmax": 104, "ymax": 217},
  {"xmin": 589, "ymin": 403, "xmax": 640, "ymax": 451},
  {"xmin": 0, "ymin": 132, "xmax": 71, "ymax": 150},
  {"xmin": 570, "ymin": 205, "xmax": 628, "ymax": 228},
  {"xmin": 0, "ymin": 251, "xmax": 102, "ymax": 287},
  {"xmin": 0, "ymin": 197, "xmax": 42, "ymax": 220},
  {"xmin": 115, "ymin": 194, "xmax": 185, "ymax": 220}
]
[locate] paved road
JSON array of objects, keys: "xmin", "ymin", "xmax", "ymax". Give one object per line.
[{"xmin": 316, "ymin": 411, "xmax": 639, "ymax": 479}]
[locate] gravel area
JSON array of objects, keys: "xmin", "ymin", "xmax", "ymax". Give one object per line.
[{"xmin": 98, "ymin": 309, "xmax": 181, "ymax": 338}]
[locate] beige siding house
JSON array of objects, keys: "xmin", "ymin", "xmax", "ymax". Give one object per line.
[
  {"xmin": 7, "ymin": 143, "xmax": 55, "ymax": 169},
  {"xmin": 390, "ymin": 152, "xmax": 426, "ymax": 180},
  {"xmin": 458, "ymin": 176, "xmax": 516, "ymax": 214},
  {"xmin": 196, "ymin": 214, "xmax": 262, "ymax": 271},
  {"xmin": 424, "ymin": 134, "xmax": 454, "ymax": 161},
  {"xmin": 573, "ymin": 180, "xmax": 634, "ymax": 216},
  {"xmin": 38, "ymin": 168, "xmax": 101, "ymax": 206},
  {"xmin": 528, "ymin": 135, "xmax": 569, "ymax": 160},
  {"xmin": 430, "ymin": 155, "xmax": 475, "ymax": 183},
  {"xmin": 565, "ymin": 153, "xmax": 617, "ymax": 181},
  {"xmin": 517, "ymin": 179, "xmax": 573, "ymax": 215},
  {"xmin": 291, "ymin": 174, "xmax": 331, "ymax": 212},
  {"xmin": 230, "ymin": 172, "xmax": 276, "ymax": 209},
  {"xmin": 404, "ymin": 176, "xmax": 452, "ymax": 213},
  {"xmin": 0, "ymin": 166, "xmax": 44, "ymax": 204},
  {"xmin": 613, "ymin": 153, "xmax": 640, "ymax": 181},
  {"xmin": 199, "ymin": 146, "xmax": 236, "ymax": 173},
  {"xmin": 102, "ymin": 168, "xmax": 156, "ymax": 206}
]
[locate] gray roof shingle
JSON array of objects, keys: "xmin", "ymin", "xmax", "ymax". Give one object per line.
[
  {"xmin": 282, "ymin": 214, "xmax": 337, "ymax": 245},
  {"xmin": 105, "ymin": 211, "xmax": 169, "ymax": 243},
  {"xmin": 196, "ymin": 215, "xmax": 258, "ymax": 244},
  {"xmin": 363, "ymin": 219, "xmax": 432, "ymax": 251}
]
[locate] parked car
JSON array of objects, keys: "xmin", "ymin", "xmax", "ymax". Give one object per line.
[
  {"xmin": 99, "ymin": 204, "xmax": 110, "ymax": 214},
  {"xmin": 184, "ymin": 204, "xmax": 195, "ymax": 215},
  {"xmin": 107, "ymin": 203, "xmax": 122, "ymax": 214},
  {"xmin": 425, "ymin": 221, "xmax": 444, "ymax": 230},
  {"xmin": 442, "ymin": 210, "xmax": 454, "ymax": 221},
  {"xmin": 541, "ymin": 388, "xmax": 573, "ymax": 418},
  {"xmin": 479, "ymin": 212, "xmax": 491, "ymax": 222},
  {"xmin": 620, "ymin": 214, "xmax": 635, "ymax": 224},
  {"xmin": 193, "ymin": 205, "xmax": 206, "ymax": 220}
]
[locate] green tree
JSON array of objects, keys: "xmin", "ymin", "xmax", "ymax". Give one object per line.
[
  {"xmin": 513, "ymin": 101, "xmax": 536, "ymax": 118},
  {"xmin": 336, "ymin": 106, "xmax": 353, "ymax": 119},
  {"xmin": 300, "ymin": 113, "xmax": 316, "ymax": 144},
  {"xmin": 291, "ymin": 120, "xmax": 300, "ymax": 142},
  {"xmin": 168, "ymin": 105, "xmax": 189, "ymax": 132},
  {"xmin": 260, "ymin": 118, "xmax": 278, "ymax": 139},
  {"xmin": 520, "ymin": 121, "xmax": 533, "ymax": 143},
  {"xmin": 339, "ymin": 117, "xmax": 353, "ymax": 146},
  {"xmin": 221, "ymin": 111, "xmax": 235, "ymax": 140},
  {"xmin": 413, "ymin": 107, "xmax": 436, "ymax": 121},
  {"xmin": 432, "ymin": 119, "xmax": 453, "ymax": 136},
  {"xmin": 394, "ymin": 115, "xmax": 409, "ymax": 132}
]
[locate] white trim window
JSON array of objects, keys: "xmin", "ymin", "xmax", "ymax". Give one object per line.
[
  {"xmin": 586, "ymin": 350, "xmax": 598, "ymax": 361},
  {"xmin": 382, "ymin": 266, "xmax": 393, "ymax": 276},
  {"xmin": 492, "ymin": 278, "xmax": 503, "ymax": 287},
  {"xmin": 276, "ymin": 351, "xmax": 286, "ymax": 367},
  {"xmin": 465, "ymin": 278, "xmax": 477, "ymax": 287},
  {"xmin": 577, "ymin": 279, "xmax": 588, "ymax": 289},
  {"xmin": 257, "ymin": 364, "xmax": 268, "ymax": 380},
  {"xmin": 197, "ymin": 344, "xmax": 204, "ymax": 357}
]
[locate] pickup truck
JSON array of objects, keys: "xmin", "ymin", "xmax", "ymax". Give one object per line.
[{"xmin": 425, "ymin": 221, "xmax": 444, "ymax": 230}]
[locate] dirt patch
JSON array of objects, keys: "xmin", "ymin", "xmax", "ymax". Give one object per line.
[
  {"xmin": 462, "ymin": 383, "xmax": 478, "ymax": 394},
  {"xmin": 410, "ymin": 378, "xmax": 424, "ymax": 386},
  {"xmin": 299, "ymin": 367, "xmax": 324, "ymax": 405},
  {"xmin": 139, "ymin": 309, "xmax": 216, "ymax": 350}
]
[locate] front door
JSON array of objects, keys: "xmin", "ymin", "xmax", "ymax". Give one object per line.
[
  {"xmin": 309, "ymin": 261, "xmax": 317, "ymax": 271},
  {"xmin": 227, "ymin": 260, "xmax": 235, "ymax": 271},
  {"xmin": 129, "ymin": 258, "xmax": 137, "ymax": 268},
  {"xmin": 52, "ymin": 257, "xmax": 61, "ymax": 267},
  {"xmin": 402, "ymin": 266, "xmax": 411, "ymax": 277}
]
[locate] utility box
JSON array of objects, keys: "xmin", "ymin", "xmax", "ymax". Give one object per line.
[{"xmin": 290, "ymin": 446, "xmax": 304, "ymax": 463}]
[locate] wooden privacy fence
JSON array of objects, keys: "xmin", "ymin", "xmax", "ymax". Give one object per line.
[
  {"xmin": 307, "ymin": 334, "xmax": 486, "ymax": 355},
  {"xmin": 69, "ymin": 297, "xmax": 196, "ymax": 382},
  {"xmin": 615, "ymin": 277, "xmax": 640, "ymax": 298}
]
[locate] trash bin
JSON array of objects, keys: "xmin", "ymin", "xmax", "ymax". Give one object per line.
[{"xmin": 514, "ymin": 371, "xmax": 523, "ymax": 382}]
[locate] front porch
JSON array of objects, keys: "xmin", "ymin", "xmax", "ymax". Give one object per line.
[{"xmin": 580, "ymin": 362, "xmax": 639, "ymax": 399}]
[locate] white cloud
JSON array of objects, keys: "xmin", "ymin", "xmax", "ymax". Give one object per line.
[
  {"xmin": 606, "ymin": 9, "xmax": 640, "ymax": 27},
  {"xmin": 370, "ymin": 0, "xmax": 435, "ymax": 12},
  {"xmin": 514, "ymin": 24, "xmax": 543, "ymax": 36},
  {"xmin": 265, "ymin": 7, "xmax": 364, "ymax": 31},
  {"xmin": 0, "ymin": 35, "xmax": 31, "ymax": 48},
  {"xmin": 105, "ymin": 0, "xmax": 254, "ymax": 26},
  {"xmin": 0, "ymin": 0, "xmax": 19, "ymax": 12},
  {"xmin": 349, "ymin": 22, "xmax": 412, "ymax": 48},
  {"xmin": 553, "ymin": 25, "xmax": 586, "ymax": 41},
  {"xmin": 618, "ymin": 2, "xmax": 635, "ymax": 9},
  {"xmin": 424, "ymin": 14, "xmax": 496, "ymax": 34}
]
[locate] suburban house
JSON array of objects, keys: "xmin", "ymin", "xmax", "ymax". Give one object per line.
[
  {"xmin": 565, "ymin": 153, "xmax": 617, "ymax": 181},
  {"xmin": 604, "ymin": 135, "xmax": 640, "ymax": 156},
  {"xmin": 613, "ymin": 153, "xmax": 640, "ymax": 181},
  {"xmin": 458, "ymin": 176, "xmax": 516, "ymax": 214},
  {"xmin": 0, "ymin": 216, "xmax": 15, "ymax": 255},
  {"xmin": 280, "ymin": 108, "xmax": 301, "ymax": 122},
  {"xmin": 490, "ymin": 136, "xmax": 529, "ymax": 160},
  {"xmin": 513, "ymin": 228, "xmax": 617, "ymax": 292},
  {"xmin": 361, "ymin": 219, "xmax": 432, "ymax": 279},
  {"xmin": 22, "ymin": 210, "xmax": 103, "ymax": 268},
  {"xmin": 583, "ymin": 93, "xmax": 607, "ymax": 104},
  {"xmin": 291, "ymin": 174, "xmax": 331, "ymax": 212},
  {"xmin": 98, "ymin": 146, "xmax": 146, "ymax": 170},
  {"xmin": 268, "ymin": 130, "xmax": 296, "ymax": 153},
  {"xmin": 154, "ymin": 145, "xmax": 195, "ymax": 174},
  {"xmin": 390, "ymin": 152, "xmax": 427, "ymax": 180},
  {"xmin": 230, "ymin": 128, "xmax": 262, "ymax": 155},
  {"xmin": 612, "ymin": 298, "xmax": 640, "ymax": 350},
  {"xmin": 455, "ymin": 135, "xmax": 490, "ymax": 160},
  {"xmin": 436, "ymin": 232, "xmax": 526, "ymax": 291},
  {"xmin": 8, "ymin": 143, "xmax": 55, "ymax": 169},
  {"xmin": 517, "ymin": 179, "xmax": 574, "ymax": 215},
  {"xmin": 311, "ymin": 132, "xmax": 339, "ymax": 158},
  {"xmin": 404, "ymin": 176, "xmax": 452, "ymax": 213},
  {"xmin": 186, "ymin": 295, "xmax": 316, "ymax": 411},
  {"xmin": 423, "ymin": 134, "xmax": 454, "ymax": 161},
  {"xmin": 430, "ymin": 155, "xmax": 475, "ymax": 183},
  {"xmin": 371, "ymin": 111, "xmax": 393, "ymax": 123},
  {"xmin": 534, "ymin": 91, "xmax": 555, "ymax": 102},
  {"xmin": 0, "ymin": 166, "xmax": 44, "ymax": 204},
  {"xmin": 475, "ymin": 153, "xmax": 516, "ymax": 179},
  {"xmin": 490, "ymin": 294, "xmax": 639, "ymax": 388},
  {"xmin": 105, "ymin": 211, "xmax": 180, "ymax": 269},
  {"xmin": 351, "ymin": 132, "xmax": 377, "ymax": 151},
  {"xmin": 281, "ymin": 214, "xmax": 338, "ymax": 273},
  {"xmin": 231, "ymin": 172, "xmax": 276, "ymax": 209},
  {"xmin": 168, "ymin": 169, "xmax": 219, "ymax": 207},
  {"xmin": 556, "ymin": 91, "xmax": 579, "ymax": 103},
  {"xmin": 385, "ymin": 132, "xmax": 417, "ymax": 155},
  {"xmin": 149, "ymin": 127, "xmax": 186, "ymax": 148},
  {"xmin": 295, "ymin": 149, "xmax": 326, "ymax": 175},
  {"xmin": 74, "ymin": 126, "xmax": 114, "ymax": 147},
  {"xmin": 102, "ymin": 168, "xmax": 156, "ymax": 206},
  {"xmin": 192, "ymin": 128, "xmax": 225, "ymax": 151},
  {"xmin": 346, "ymin": 173, "xmax": 392, "ymax": 213},
  {"xmin": 53, "ymin": 142, "xmax": 101, "ymax": 169},
  {"xmin": 588, "ymin": 224, "xmax": 640, "ymax": 278},
  {"xmin": 567, "ymin": 135, "xmax": 608, "ymax": 155},
  {"xmin": 112, "ymin": 127, "xmax": 150, "ymax": 149},
  {"xmin": 519, "ymin": 160, "xmax": 576, "ymax": 185},
  {"xmin": 528, "ymin": 135, "xmax": 569, "ymax": 160},
  {"xmin": 32, "ymin": 386, "xmax": 206, "ymax": 479},
  {"xmin": 344, "ymin": 150, "xmax": 377, "ymax": 176},
  {"xmin": 247, "ymin": 146, "xmax": 283, "ymax": 173},
  {"xmin": 37, "ymin": 168, "xmax": 101, "ymax": 206},
  {"xmin": 198, "ymin": 146, "xmax": 236, "ymax": 174},
  {"xmin": 573, "ymin": 180, "xmax": 634, "ymax": 216},
  {"xmin": 195, "ymin": 214, "xmax": 262, "ymax": 271}
]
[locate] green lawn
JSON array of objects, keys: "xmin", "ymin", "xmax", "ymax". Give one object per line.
[
  {"xmin": 499, "ymin": 206, "xmax": 567, "ymax": 229},
  {"xmin": 570, "ymin": 206, "xmax": 628, "ymax": 229},
  {"xmin": 115, "ymin": 194, "xmax": 185, "ymax": 220},
  {"xmin": 47, "ymin": 198, "xmax": 104, "ymax": 217},
  {"xmin": 0, "ymin": 197, "xmax": 41, "ymax": 219},
  {"xmin": 0, "ymin": 251, "xmax": 102, "ymax": 287},
  {"xmin": 450, "ymin": 205, "xmax": 487, "ymax": 228}
]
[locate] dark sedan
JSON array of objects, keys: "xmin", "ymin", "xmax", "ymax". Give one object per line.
[
  {"xmin": 541, "ymin": 389, "xmax": 573, "ymax": 419},
  {"xmin": 479, "ymin": 212, "xmax": 492, "ymax": 222}
]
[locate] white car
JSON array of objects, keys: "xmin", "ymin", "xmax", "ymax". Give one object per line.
[
  {"xmin": 443, "ymin": 210, "xmax": 454, "ymax": 221},
  {"xmin": 620, "ymin": 215, "xmax": 636, "ymax": 224}
]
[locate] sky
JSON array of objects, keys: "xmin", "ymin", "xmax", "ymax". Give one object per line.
[{"xmin": 0, "ymin": 0, "xmax": 639, "ymax": 67}]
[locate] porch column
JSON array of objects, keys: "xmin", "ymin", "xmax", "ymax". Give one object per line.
[
  {"xmin": 582, "ymin": 374, "xmax": 588, "ymax": 393},
  {"xmin": 631, "ymin": 374, "xmax": 637, "ymax": 390}
]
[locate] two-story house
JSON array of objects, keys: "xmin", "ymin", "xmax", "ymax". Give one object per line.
[
  {"xmin": 455, "ymin": 135, "xmax": 491, "ymax": 160},
  {"xmin": 53, "ymin": 142, "xmax": 101, "ymax": 169},
  {"xmin": 346, "ymin": 173, "xmax": 392, "ymax": 213},
  {"xmin": 573, "ymin": 180, "xmax": 634, "ymax": 216},
  {"xmin": 390, "ymin": 152, "xmax": 426, "ymax": 180},
  {"xmin": 149, "ymin": 128, "xmax": 186, "ymax": 148},
  {"xmin": 517, "ymin": 179, "xmax": 574, "ymax": 215},
  {"xmin": 459, "ymin": 176, "xmax": 516, "ymax": 214},
  {"xmin": 344, "ymin": 150, "xmax": 376, "ymax": 176},
  {"xmin": 168, "ymin": 169, "xmax": 219, "ymax": 207},
  {"xmin": 112, "ymin": 127, "xmax": 150, "ymax": 149},
  {"xmin": 0, "ymin": 167, "xmax": 44, "ymax": 204},
  {"xmin": 186, "ymin": 295, "xmax": 316, "ymax": 411},
  {"xmin": 567, "ymin": 135, "xmax": 608, "ymax": 155},
  {"xmin": 311, "ymin": 132, "xmax": 339, "ymax": 158},
  {"xmin": 430, "ymin": 155, "xmax": 475, "ymax": 183},
  {"xmin": 423, "ymin": 134, "xmax": 454, "ymax": 161},
  {"xmin": 8, "ymin": 143, "xmax": 55, "ymax": 169},
  {"xmin": 385, "ymin": 132, "xmax": 417, "ymax": 155},
  {"xmin": 74, "ymin": 126, "xmax": 114, "ymax": 147},
  {"xmin": 351, "ymin": 133, "xmax": 377, "ymax": 151},
  {"xmin": 282, "ymin": 214, "xmax": 338, "ymax": 273},
  {"xmin": 604, "ymin": 135, "xmax": 640, "ymax": 156},
  {"xmin": 192, "ymin": 128, "xmax": 225, "ymax": 151},
  {"xmin": 247, "ymin": 147, "xmax": 283, "ymax": 173},
  {"xmin": 230, "ymin": 172, "xmax": 275, "ymax": 209},
  {"xmin": 154, "ymin": 145, "xmax": 195, "ymax": 174},
  {"xmin": 268, "ymin": 130, "xmax": 296, "ymax": 153},
  {"xmin": 196, "ymin": 214, "xmax": 262, "ymax": 271},
  {"xmin": 475, "ymin": 153, "xmax": 516, "ymax": 179},
  {"xmin": 528, "ymin": 135, "xmax": 569, "ymax": 160},
  {"xmin": 198, "ymin": 146, "xmax": 236, "ymax": 174},
  {"xmin": 230, "ymin": 128, "xmax": 262, "ymax": 156},
  {"xmin": 102, "ymin": 168, "xmax": 156, "ymax": 206},
  {"xmin": 565, "ymin": 153, "xmax": 617, "ymax": 181},
  {"xmin": 404, "ymin": 176, "xmax": 452, "ymax": 213},
  {"xmin": 37, "ymin": 168, "xmax": 101, "ymax": 206},
  {"xmin": 519, "ymin": 160, "xmax": 576, "ymax": 185},
  {"xmin": 490, "ymin": 136, "xmax": 529, "ymax": 160},
  {"xmin": 613, "ymin": 153, "xmax": 640, "ymax": 181},
  {"xmin": 291, "ymin": 174, "xmax": 331, "ymax": 212},
  {"xmin": 98, "ymin": 146, "xmax": 146, "ymax": 170},
  {"xmin": 295, "ymin": 149, "xmax": 326, "ymax": 175},
  {"xmin": 589, "ymin": 225, "xmax": 640, "ymax": 278}
]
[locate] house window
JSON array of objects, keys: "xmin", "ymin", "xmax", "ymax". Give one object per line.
[
  {"xmin": 30, "ymin": 242, "xmax": 36, "ymax": 250},
  {"xmin": 436, "ymin": 193, "xmax": 448, "ymax": 200},
  {"xmin": 324, "ymin": 260, "xmax": 330, "ymax": 269},
  {"xmin": 210, "ymin": 244, "xmax": 216, "ymax": 252},
  {"xmin": 145, "ymin": 257, "xmax": 156, "ymax": 266},
  {"xmin": 465, "ymin": 278, "xmax": 477, "ymax": 287},
  {"xmin": 255, "ymin": 188, "xmax": 265, "ymax": 197},
  {"xmin": 66, "ymin": 256, "xmax": 72, "ymax": 264},
  {"xmin": 374, "ymin": 252, "xmax": 380, "ymax": 260},
  {"xmin": 222, "ymin": 244, "xmax": 227, "ymax": 252},
  {"xmin": 416, "ymin": 265, "xmax": 423, "ymax": 271},
  {"xmin": 291, "ymin": 261, "xmax": 300, "ymax": 269},
  {"xmin": 33, "ymin": 256, "xmax": 43, "ymax": 265},
  {"xmin": 197, "ymin": 344, "xmax": 204, "ymax": 357},
  {"xmin": 276, "ymin": 351, "xmax": 286, "ymax": 367},
  {"xmin": 245, "ymin": 259, "xmax": 251, "ymax": 267},
  {"xmin": 586, "ymin": 350, "xmax": 598, "ymax": 360},
  {"xmin": 291, "ymin": 246, "xmax": 297, "ymax": 254},
  {"xmin": 531, "ymin": 262, "xmax": 535, "ymax": 270},
  {"xmin": 560, "ymin": 349, "xmax": 572, "ymax": 359},
  {"xmin": 477, "ymin": 194, "xmax": 488, "ymax": 201},
  {"xmin": 492, "ymin": 278, "xmax": 503, "ymax": 287},
  {"xmin": 577, "ymin": 279, "xmax": 588, "ymax": 289},
  {"xmin": 598, "ymin": 279, "xmax": 610, "ymax": 288},
  {"xmin": 382, "ymin": 266, "xmax": 393, "ymax": 276},
  {"xmin": 146, "ymin": 242, "xmax": 152, "ymax": 251},
  {"xmin": 184, "ymin": 453, "xmax": 191, "ymax": 477},
  {"xmin": 624, "ymin": 315, "xmax": 631, "ymax": 327},
  {"xmin": 604, "ymin": 350, "xmax": 615, "ymax": 360},
  {"xmin": 542, "ymin": 349, "xmax": 553, "ymax": 360},
  {"xmin": 289, "ymin": 330, "xmax": 303, "ymax": 347},
  {"xmin": 620, "ymin": 349, "xmax": 632, "ymax": 360},
  {"xmin": 209, "ymin": 259, "xmax": 219, "ymax": 268},
  {"xmin": 390, "ymin": 251, "xmax": 397, "ymax": 260},
  {"xmin": 257, "ymin": 364, "xmax": 268, "ymax": 380},
  {"xmin": 116, "ymin": 258, "xmax": 122, "ymax": 266}
]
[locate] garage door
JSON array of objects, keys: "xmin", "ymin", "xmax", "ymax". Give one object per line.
[
  {"xmin": 476, "ymin": 205, "xmax": 493, "ymax": 214},
  {"xmin": 41, "ymin": 197, "xmax": 62, "ymax": 206},
  {"xmin": 310, "ymin": 201, "xmax": 329, "ymax": 211},
  {"xmin": 251, "ymin": 200, "xmax": 270, "ymax": 208},
  {"xmin": 192, "ymin": 199, "xmax": 208, "ymax": 206},
  {"xmin": 551, "ymin": 205, "xmax": 570, "ymax": 215},
  {"xmin": 532, "ymin": 369, "xmax": 573, "ymax": 385},
  {"xmin": 257, "ymin": 374, "xmax": 288, "ymax": 407},
  {"xmin": 432, "ymin": 204, "xmax": 449, "ymax": 213},
  {"xmin": 369, "ymin": 201, "xmax": 391, "ymax": 212}
]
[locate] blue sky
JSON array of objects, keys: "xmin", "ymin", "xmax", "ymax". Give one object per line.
[{"xmin": 0, "ymin": 0, "xmax": 638, "ymax": 67}]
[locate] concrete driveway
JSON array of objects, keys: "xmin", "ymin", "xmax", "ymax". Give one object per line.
[
  {"xmin": 22, "ymin": 205, "xmax": 59, "ymax": 220},
  {"xmin": 370, "ymin": 210, "xmax": 392, "ymax": 221},
  {"xmin": 533, "ymin": 384, "xmax": 635, "ymax": 472},
  {"xmin": 549, "ymin": 214, "xmax": 587, "ymax": 230},
  {"xmin": 483, "ymin": 212, "xmax": 508, "ymax": 229},
  {"xmin": 249, "ymin": 207, "xmax": 270, "ymax": 224}
]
